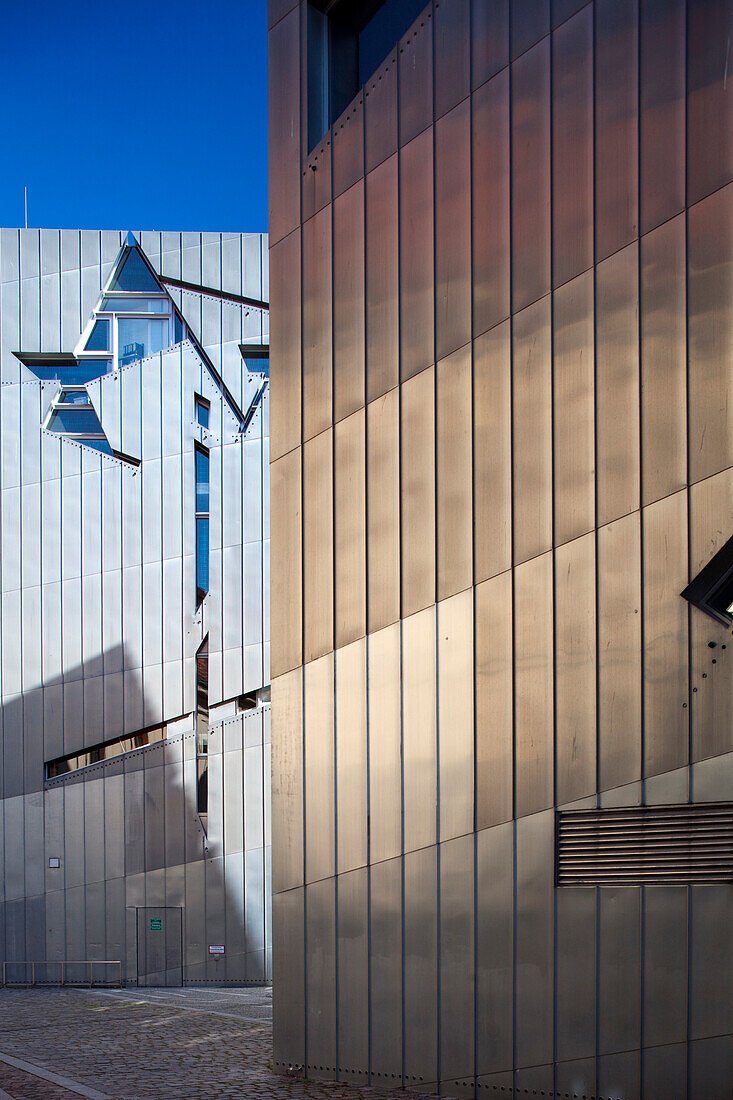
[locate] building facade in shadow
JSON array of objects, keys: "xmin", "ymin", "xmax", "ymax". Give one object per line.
[
  {"xmin": 0, "ymin": 228, "xmax": 271, "ymax": 985},
  {"xmin": 268, "ymin": 0, "xmax": 732, "ymax": 1094}
]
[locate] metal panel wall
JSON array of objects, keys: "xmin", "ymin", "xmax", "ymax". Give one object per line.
[
  {"xmin": 1, "ymin": 230, "xmax": 271, "ymax": 985},
  {"xmin": 269, "ymin": 0, "xmax": 733, "ymax": 1090}
]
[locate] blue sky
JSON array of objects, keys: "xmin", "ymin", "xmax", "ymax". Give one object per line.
[{"xmin": 0, "ymin": 0, "xmax": 268, "ymax": 233}]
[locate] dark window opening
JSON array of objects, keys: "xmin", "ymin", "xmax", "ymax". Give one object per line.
[
  {"xmin": 84, "ymin": 319, "xmax": 110, "ymax": 351},
  {"xmin": 46, "ymin": 721, "xmax": 175, "ymax": 780},
  {"xmin": 195, "ymin": 394, "xmax": 210, "ymax": 429},
  {"xmin": 108, "ymin": 246, "xmax": 163, "ymax": 294},
  {"xmin": 196, "ymin": 637, "xmax": 209, "ymax": 821},
  {"xmin": 195, "ymin": 444, "xmax": 210, "ymax": 606},
  {"xmin": 307, "ymin": 0, "xmax": 429, "ymax": 150},
  {"xmin": 681, "ymin": 534, "xmax": 733, "ymax": 627}
]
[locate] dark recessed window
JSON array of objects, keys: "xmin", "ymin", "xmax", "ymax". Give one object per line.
[
  {"xmin": 681, "ymin": 535, "xmax": 733, "ymax": 627},
  {"xmin": 195, "ymin": 394, "xmax": 210, "ymax": 429},
  {"xmin": 108, "ymin": 246, "xmax": 163, "ymax": 294},
  {"xmin": 84, "ymin": 319, "xmax": 110, "ymax": 351},
  {"xmin": 195, "ymin": 444, "xmax": 210, "ymax": 606},
  {"xmin": 196, "ymin": 637, "xmax": 209, "ymax": 822},
  {"xmin": 46, "ymin": 722, "xmax": 171, "ymax": 779},
  {"xmin": 307, "ymin": 0, "xmax": 429, "ymax": 150}
]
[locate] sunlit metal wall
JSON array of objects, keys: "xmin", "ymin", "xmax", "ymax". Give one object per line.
[
  {"xmin": 268, "ymin": 0, "xmax": 733, "ymax": 1093},
  {"xmin": 0, "ymin": 228, "xmax": 272, "ymax": 983}
]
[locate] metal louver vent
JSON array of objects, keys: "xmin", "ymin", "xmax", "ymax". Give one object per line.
[{"xmin": 556, "ymin": 803, "xmax": 733, "ymax": 886}]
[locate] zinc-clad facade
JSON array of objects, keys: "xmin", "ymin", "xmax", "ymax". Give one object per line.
[
  {"xmin": 268, "ymin": 0, "xmax": 733, "ymax": 1095},
  {"xmin": 0, "ymin": 228, "xmax": 272, "ymax": 984}
]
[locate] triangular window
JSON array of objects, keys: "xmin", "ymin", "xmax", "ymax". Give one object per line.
[
  {"xmin": 44, "ymin": 388, "xmax": 113, "ymax": 455},
  {"xmin": 682, "ymin": 536, "xmax": 733, "ymax": 627},
  {"xmin": 84, "ymin": 319, "xmax": 110, "ymax": 351},
  {"xmin": 108, "ymin": 246, "xmax": 163, "ymax": 293}
]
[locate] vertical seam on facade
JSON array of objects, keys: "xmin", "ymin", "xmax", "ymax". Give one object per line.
[
  {"xmin": 591, "ymin": 5, "xmax": 601, "ymax": 1096},
  {"xmin": 507, "ymin": 5, "xmax": 518, "ymax": 1091},
  {"xmin": 683, "ymin": 6, "xmax": 692, "ymax": 1094},
  {"xmin": 548, "ymin": 16, "xmax": 559, "ymax": 1097},
  {"xmin": 299, "ymin": 0, "xmax": 308, "ymax": 1066}
]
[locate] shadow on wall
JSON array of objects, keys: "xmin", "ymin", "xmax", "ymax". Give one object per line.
[{"xmin": 0, "ymin": 645, "xmax": 271, "ymax": 985}]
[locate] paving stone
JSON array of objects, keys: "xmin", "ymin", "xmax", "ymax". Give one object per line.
[{"xmin": 0, "ymin": 989, "xmax": 445, "ymax": 1100}]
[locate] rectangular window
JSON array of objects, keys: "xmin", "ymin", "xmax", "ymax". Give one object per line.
[
  {"xmin": 195, "ymin": 394, "xmax": 210, "ymax": 429},
  {"xmin": 117, "ymin": 317, "xmax": 170, "ymax": 367},
  {"xmin": 195, "ymin": 444, "xmax": 210, "ymax": 606}
]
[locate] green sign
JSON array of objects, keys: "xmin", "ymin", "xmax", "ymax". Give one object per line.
[{"xmin": 150, "ymin": 918, "xmax": 162, "ymax": 931}]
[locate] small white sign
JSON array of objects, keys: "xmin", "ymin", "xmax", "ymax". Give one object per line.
[
  {"xmin": 208, "ymin": 944, "xmax": 225, "ymax": 955},
  {"xmin": 48, "ymin": 857, "xmax": 61, "ymax": 869}
]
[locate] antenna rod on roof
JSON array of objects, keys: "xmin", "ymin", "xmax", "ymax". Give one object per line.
[{"xmin": 24, "ymin": 187, "xmax": 28, "ymax": 229}]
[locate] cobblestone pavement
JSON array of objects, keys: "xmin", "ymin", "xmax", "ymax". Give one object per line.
[{"xmin": 0, "ymin": 988, "xmax": 440, "ymax": 1100}]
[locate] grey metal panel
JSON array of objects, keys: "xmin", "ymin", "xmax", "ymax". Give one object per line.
[
  {"xmin": 302, "ymin": 136, "xmax": 332, "ymax": 224},
  {"xmin": 643, "ymin": 491, "xmax": 689, "ymax": 777},
  {"xmin": 643, "ymin": 886, "xmax": 688, "ymax": 1050},
  {"xmin": 552, "ymin": 7, "xmax": 593, "ymax": 289},
  {"xmin": 594, "ymin": 0, "xmax": 638, "ymax": 260},
  {"xmin": 642, "ymin": 1042, "xmax": 687, "ymax": 1100},
  {"xmin": 475, "ymin": 572, "xmax": 512, "ymax": 831},
  {"xmin": 598, "ymin": 1051, "xmax": 640, "ymax": 1100},
  {"xmin": 511, "ymin": 38, "xmax": 551, "ymax": 313},
  {"xmin": 270, "ymin": 449, "xmax": 301, "ymax": 679},
  {"xmin": 400, "ymin": 366, "xmax": 435, "ymax": 618},
  {"xmin": 597, "ymin": 511, "xmax": 642, "ymax": 792},
  {"xmin": 436, "ymin": 345, "xmax": 472, "ymax": 600},
  {"xmin": 335, "ymin": 638, "xmax": 367, "ymax": 875},
  {"xmin": 514, "ymin": 552, "xmax": 554, "ymax": 818},
  {"xmin": 365, "ymin": 155, "xmax": 399, "ymax": 403},
  {"xmin": 511, "ymin": 0, "xmax": 548, "ymax": 58},
  {"xmin": 515, "ymin": 809, "xmax": 554, "ymax": 1070},
  {"xmin": 303, "ymin": 428, "xmax": 333, "ymax": 663},
  {"xmin": 399, "ymin": 129, "xmax": 434, "ymax": 382},
  {"xmin": 512, "ymin": 296, "xmax": 552, "ymax": 565},
  {"xmin": 641, "ymin": 214, "xmax": 687, "ymax": 506},
  {"xmin": 595, "ymin": 242, "xmax": 640, "ymax": 527},
  {"xmin": 304, "ymin": 653, "xmax": 334, "ymax": 885},
  {"xmin": 272, "ymin": 886, "xmax": 305, "ymax": 1067},
  {"xmin": 333, "ymin": 182, "xmax": 365, "ymax": 424},
  {"xmin": 437, "ymin": 591, "xmax": 473, "ymax": 842},
  {"xmin": 124, "ymin": 765, "xmax": 145, "ymax": 877},
  {"xmin": 439, "ymin": 832, "xmax": 474, "ymax": 1083},
  {"xmin": 104, "ymin": 771, "xmax": 125, "ymax": 881},
  {"xmin": 434, "ymin": 0, "xmax": 469, "ymax": 119},
  {"xmin": 688, "ymin": 1034, "xmax": 733, "ymax": 1100},
  {"xmin": 688, "ymin": 184, "xmax": 733, "ymax": 485},
  {"xmin": 269, "ymin": 228, "xmax": 301, "ymax": 462},
  {"xmin": 598, "ymin": 887, "xmax": 641, "ymax": 1055},
  {"xmin": 689, "ymin": 885, "xmax": 733, "ymax": 1041},
  {"xmin": 337, "ymin": 866, "xmax": 368, "ymax": 1080},
  {"xmin": 366, "ymin": 389, "xmax": 400, "ymax": 632},
  {"xmin": 40, "ymin": 271, "xmax": 61, "ymax": 351},
  {"xmin": 553, "ymin": 271, "xmax": 595, "ymax": 545},
  {"xmin": 687, "ymin": 0, "xmax": 733, "ymax": 206},
  {"xmin": 496, "ymin": 829, "xmax": 541, "ymax": 1071},
  {"xmin": 364, "ymin": 49, "xmax": 398, "ymax": 173},
  {"xmin": 83, "ymin": 776, "xmax": 105, "ymax": 885},
  {"xmin": 367, "ymin": 623, "xmax": 402, "ymax": 865},
  {"xmin": 555, "ymin": 532, "xmax": 596, "ymax": 805},
  {"xmin": 399, "ymin": 10, "xmax": 432, "ymax": 146},
  {"xmin": 640, "ymin": 0, "xmax": 685, "ymax": 233},
  {"xmin": 556, "ymin": 887, "xmax": 596, "ymax": 1063},
  {"xmin": 472, "ymin": 0, "xmax": 507, "ymax": 78},
  {"xmin": 435, "ymin": 99, "xmax": 471, "ymax": 361},
  {"xmin": 403, "ymin": 844, "xmax": 438, "ymax": 1083},
  {"xmin": 144, "ymin": 763, "xmax": 165, "ymax": 872},
  {"xmin": 268, "ymin": 7, "xmax": 301, "ymax": 247},
  {"xmin": 472, "ymin": 71, "xmax": 510, "ymax": 338},
  {"xmin": 302, "ymin": 207, "xmax": 332, "ymax": 442},
  {"xmin": 334, "ymin": 410, "xmax": 366, "ymax": 649},
  {"xmin": 402, "ymin": 605, "xmax": 436, "ymax": 854},
  {"xmin": 306, "ymin": 876, "xmax": 336, "ymax": 1076},
  {"xmin": 333, "ymin": 97, "xmax": 364, "ymax": 200}
]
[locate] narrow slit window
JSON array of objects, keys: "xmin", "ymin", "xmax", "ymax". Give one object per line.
[
  {"xmin": 196, "ymin": 637, "xmax": 209, "ymax": 822},
  {"xmin": 195, "ymin": 444, "xmax": 210, "ymax": 607}
]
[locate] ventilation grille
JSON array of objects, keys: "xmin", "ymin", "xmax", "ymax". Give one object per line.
[{"xmin": 556, "ymin": 803, "xmax": 733, "ymax": 886}]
